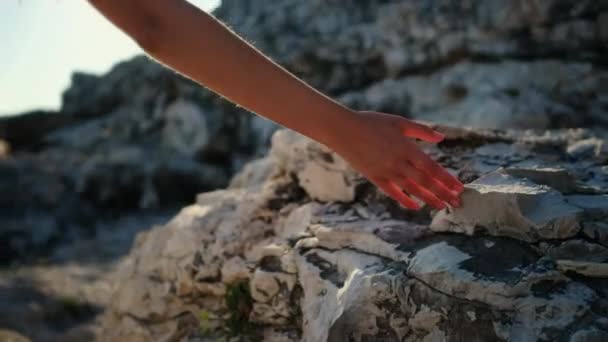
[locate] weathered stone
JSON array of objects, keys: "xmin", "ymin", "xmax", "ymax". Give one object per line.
[
  {"xmin": 0, "ymin": 330, "xmax": 31, "ymax": 342},
  {"xmin": 228, "ymin": 156, "xmax": 275, "ymax": 190},
  {"xmin": 556, "ymin": 260, "xmax": 608, "ymax": 278},
  {"xmin": 0, "ymin": 139, "xmax": 9, "ymax": 159},
  {"xmin": 93, "ymin": 126, "xmax": 608, "ymax": 342},
  {"xmin": 161, "ymin": 99, "xmax": 209, "ymax": 157},
  {"xmin": 583, "ymin": 222, "xmax": 608, "ymax": 246},
  {"xmin": 503, "ymin": 167, "xmax": 585, "ymax": 194},
  {"xmin": 567, "ymin": 195, "xmax": 608, "ymax": 219},
  {"xmin": 270, "ymin": 130, "xmax": 361, "ymax": 202},
  {"xmin": 431, "ymin": 170, "xmax": 583, "ymax": 241},
  {"xmin": 218, "ymin": 1, "xmax": 607, "ymax": 100},
  {"xmin": 6, "ymin": 0, "xmax": 608, "ymax": 340},
  {"xmin": 539, "ymin": 240, "xmax": 608, "ymax": 263},
  {"xmin": 310, "ymin": 218, "xmax": 427, "ymax": 262},
  {"xmin": 249, "ymin": 269, "xmax": 297, "ymax": 325},
  {"xmin": 221, "ymin": 257, "xmax": 251, "ymax": 284},
  {"xmin": 570, "ymin": 328, "xmax": 608, "ymax": 342},
  {"xmin": 567, "ymin": 138, "xmax": 608, "ymax": 161}
]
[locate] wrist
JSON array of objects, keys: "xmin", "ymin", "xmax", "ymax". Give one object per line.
[{"xmin": 310, "ymin": 106, "xmax": 357, "ymax": 151}]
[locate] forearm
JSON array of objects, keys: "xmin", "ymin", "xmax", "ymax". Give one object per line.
[{"xmin": 88, "ymin": 0, "xmax": 352, "ymax": 146}]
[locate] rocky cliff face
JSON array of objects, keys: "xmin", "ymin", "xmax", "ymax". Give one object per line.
[
  {"xmin": 1, "ymin": 0, "xmax": 607, "ymax": 341},
  {"xmin": 0, "ymin": 56, "xmax": 278, "ymax": 264},
  {"xmin": 101, "ymin": 126, "xmax": 608, "ymax": 341},
  {"xmin": 217, "ymin": 0, "xmax": 608, "ymax": 128},
  {"xmin": 2, "ymin": 0, "xmax": 606, "ymax": 264}
]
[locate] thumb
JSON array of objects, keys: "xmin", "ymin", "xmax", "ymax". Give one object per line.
[{"xmin": 401, "ymin": 119, "xmax": 444, "ymax": 143}]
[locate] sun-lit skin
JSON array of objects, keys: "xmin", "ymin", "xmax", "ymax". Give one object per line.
[{"xmin": 87, "ymin": 0, "xmax": 464, "ymax": 210}]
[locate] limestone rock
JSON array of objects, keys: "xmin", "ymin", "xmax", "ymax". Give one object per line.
[
  {"xmin": 567, "ymin": 138, "xmax": 608, "ymax": 161},
  {"xmin": 217, "ymin": 1, "xmax": 607, "ymax": 98},
  {"xmin": 99, "ymin": 128, "xmax": 608, "ymax": 341},
  {"xmin": 5, "ymin": 0, "xmax": 608, "ymax": 340},
  {"xmin": 431, "ymin": 170, "xmax": 583, "ymax": 241},
  {"xmin": 0, "ymin": 139, "xmax": 10, "ymax": 159},
  {"xmin": 567, "ymin": 195, "xmax": 608, "ymax": 219},
  {"xmin": 162, "ymin": 100, "xmax": 209, "ymax": 157},
  {"xmin": 539, "ymin": 239, "xmax": 608, "ymax": 263},
  {"xmin": 0, "ymin": 330, "xmax": 30, "ymax": 342},
  {"xmin": 556, "ymin": 260, "xmax": 608, "ymax": 278},
  {"xmin": 503, "ymin": 167, "xmax": 587, "ymax": 194},
  {"xmin": 584, "ymin": 222, "xmax": 608, "ymax": 246},
  {"xmin": 270, "ymin": 130, "xmax": 362, "ymax": 202}
]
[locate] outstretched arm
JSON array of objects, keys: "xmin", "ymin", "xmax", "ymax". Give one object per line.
[{"xmin": 88, "ymin": 0, "xmax": 463, "ymax": 209}]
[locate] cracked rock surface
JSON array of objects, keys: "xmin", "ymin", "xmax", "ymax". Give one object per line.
[
  {"xmin": 101, "ymin": 126, "xmax": 608, "ymax": 341},
  {"xmin": 2, "ymin": 1, "xmax": 608, "ymax": 341},
  {"xmin": 217, "ymin": 0, "xmax": 608, "ymax": 129}
]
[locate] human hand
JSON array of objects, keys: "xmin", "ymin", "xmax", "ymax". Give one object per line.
[{"xmin": 329, "ymin": 110, "xmax": 464, "ymax": 210}]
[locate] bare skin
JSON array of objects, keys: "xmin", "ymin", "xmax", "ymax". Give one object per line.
[{"xmin": 87, "ymin": 0, "xmax": 463, "ymax": 210}]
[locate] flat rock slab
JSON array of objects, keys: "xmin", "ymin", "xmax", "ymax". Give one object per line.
[{"xmin": 431, "ymin": 170, "xmax": 583, "ymax": 241}]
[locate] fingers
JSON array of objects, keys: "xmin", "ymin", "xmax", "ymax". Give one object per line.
[
  {"xmin": 399, "ymin": 120, "xmax": 464, "ymax": 192},
  {"xmin": 401, "ymin": 119, "xmax": 444, "ymax": 143},
  {"xmin": 400, "ymin": 162, "xmax": 461, "ymax": 207},
  {"xmin": 377, "ymin": 180, "xmax": 421, "ymax": 210},
  {"xmin": 398, "ymin": 178, "xmax": 445, "ymax": 210},
  {"xmin": 406, "ymin": 146, "xmax": 464, "ymax": 193}
]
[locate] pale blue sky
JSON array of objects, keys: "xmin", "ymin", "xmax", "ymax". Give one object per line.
[{"xmin": 1, "ymin": 0, "xmax": 220, "ymax": 116}]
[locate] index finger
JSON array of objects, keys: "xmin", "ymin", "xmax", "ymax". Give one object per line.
[{"xmin": 407, "ymin": 147, "xmax": 464, "ymax": 192}]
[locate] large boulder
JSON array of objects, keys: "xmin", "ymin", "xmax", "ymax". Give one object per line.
[
  {"xmin": 214, "ymin": 1, "xmax": 608, "ymax": 129},
  {"xmin": 0, "ymin": 55, "xmax": 278, "ymax": 264},
  {"xmin": 216, "ymin": 0, "xmax": 607, "ymax": 94},
  {"xmin": 100, "ymin": 127, "xmax": 608, "ymax": 341}
]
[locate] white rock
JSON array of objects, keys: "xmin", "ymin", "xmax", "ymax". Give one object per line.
[
  {"xmin": 162, "ymin": 99, "xmax": 209, "ymax": 156},
  {"xmin": 431, "ymin": 170, "xmax": 583, "ymax": 241},
  {"xmin": 270, "ymin": 130, "xmax": 361, "ymax": 202},
  {"xmin": 556, "ymin": 260, "xmax": 608, "ymax": 278},
  {"xmin": 566, "ymin": 195, "xmax": 608, "ymax": 218},
  {"xmin": 567, "ymin": 138, "xmax": 607, "ymax": 161},
  {"xmin": 221, "ymin": 257, "xmax": 251, "ymax": 284}
]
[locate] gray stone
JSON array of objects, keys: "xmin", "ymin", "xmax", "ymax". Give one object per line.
[
  {"xmin": 217, "ymin": 1, "xmax": 607, "ymax": 98},
  {"xmin": 570, "ymin": 328, "xmax": 608, "ymax": 342},
  {"xmin": 4, "ymin": 0, "xmax": 608, "ymax": 339},
  {"xmin": 567, "ymin": 138, "xmax": 608, "ymax": 161},
  {"xmin": 556, "ymin": 260, "xmax": 608, "ymax": 278},
  {"xmin": 270, "ymin": 130, "xmax": 362, "ymax": 202},
  {"xmin": 431, "ymin": 170, "xmax": 583, "ymax": 241},
  {"xmin": 161, "ymin": 100, "xmax": 209, "ymax": 157},
  {"xmin": 583, "ymin": 222, "xmax": 608, "ymax": 246},
  {"xmin": 503, "ymin": 167, "xmax": 584, "ymax": 194},
  {"xmin": 539, "ymin": 240, "xmax": 608, "ymax": 262},
  {"xmin": 567, "ymin": 195, "xmax": 608, "ymax": 218},
  {"xmin": 96, "ymin": 128, "xmax": 608, "ymax": 341}
]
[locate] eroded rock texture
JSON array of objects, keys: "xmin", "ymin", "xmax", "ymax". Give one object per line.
[
  {"xmin": 101, "ymin": 127, "xmax": 608, "ymax": 341},
  {"xmin": 0, "ymin": 56, "xmax": 278, "ymax": 264},
  {"xmin": 2, "ymin": 0, "xmax": 606, "ymax": 265},
  {"xmin": 2, "ymin": 0, "xmax": 608, "ymax": 341},
  {"xmin": 217, "ymin": 0, "xmax": 608, "ymax": 128}
]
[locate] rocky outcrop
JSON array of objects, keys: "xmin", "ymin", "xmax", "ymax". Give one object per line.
[
  {"xmin": 3, "ymin": 0, "xmax": 607, "ymax": 265},
  {"xmin": 217, "ymin": 0, "xmax": 608, "ymax": 129},
  {"xmin": 0, "ymin": 110, "xmax": 75, "ymax": 150},
  {"xmin": 339, "ymin": 60, "xmax": 608, "ymax": 129},
  {"xmin": 100, "ymin": 126, "xmax": 608, "ymax": 341},
  {"xmin": 0, "ymin": 56, "xmax": 278, "ymax": 264},
  {"xmin": 2, "ymin": 0, "xmax": 608, "ymax": 340}
]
